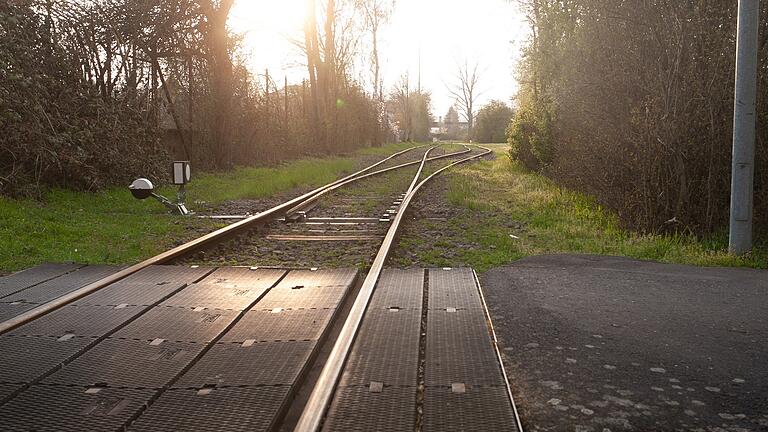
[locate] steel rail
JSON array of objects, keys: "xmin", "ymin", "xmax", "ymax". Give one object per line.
[
  {"xmin": 294, "ymin": 145, "xmax": 492, "ymax": 432},
  {"xmin": 284, "ymin": 145, "xmax": 472, "ymax": 216},
  {"xmin": 473, "ymin": 268, "xmax": 525, "ymax": 432},
  {"xmin": 0, "ymin": 146, "xmax": 423, "ymax": 335}
]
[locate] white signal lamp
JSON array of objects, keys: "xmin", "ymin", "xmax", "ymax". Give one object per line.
[
  {"xmin": 172, "ymin": 161, "xmax": 191, "ymax": 185},
  {"xmin": 129, "ymin": 162, "xmax": 193, "ymax": 215},
  {"xmin": 129, "ymin": 178, "xmax": 154, "ymax": 200}
]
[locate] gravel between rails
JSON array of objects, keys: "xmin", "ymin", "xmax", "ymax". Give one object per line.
[
  {"xmin": 179, "ymin": 148, "xmax": 483, "ymax": 269},
  {"xmin": 388, "ymin": 150, "xmax": 498, "ymax": 268}
]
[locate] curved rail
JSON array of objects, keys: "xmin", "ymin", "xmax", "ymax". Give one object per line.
[
  {"xmin": 285, "ymin": 145, "xmax": 472, "ymax": 215},
  {"xmin": 294, "ymin": 145, "xmax": 493, "ymax": 432},
  {"xmin": 0, "ymin": 145, "xmax": 424, "ymax": 335}
]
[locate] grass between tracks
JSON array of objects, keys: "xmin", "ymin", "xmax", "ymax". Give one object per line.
[
  {"xmin": 399, "ymin": 145, "xmax": 768, "ymax": 271},
  {"xmin": 0, "ymin": 142, "xmax": 416, "ymax": 272}
]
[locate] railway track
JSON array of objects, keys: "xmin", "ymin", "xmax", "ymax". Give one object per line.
[
  {"xmin": 183, "ymin": 145, "xmax": 476, "ymax": 268},
  {"xmin": 0, "ymin": 144, "xmax": 522, "ymax": 431}
]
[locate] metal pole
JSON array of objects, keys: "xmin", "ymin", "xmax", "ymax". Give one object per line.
[{"xmin": 729, "ymin": 0, "xmax": 760, "ymax": 255}]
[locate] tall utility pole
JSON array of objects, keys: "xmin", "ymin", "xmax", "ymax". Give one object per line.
[
  {"xmin": 729, "ymin": 0, "xmax": 760, "ymax": 255},
  {"xmin": 417, "ymin": 47, "xmax": 422, "ymax": 94}
]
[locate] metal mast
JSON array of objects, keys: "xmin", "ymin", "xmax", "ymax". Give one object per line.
[{"xmin": 729, "ymin": 0, "xmax": 760, "ymax": 255}]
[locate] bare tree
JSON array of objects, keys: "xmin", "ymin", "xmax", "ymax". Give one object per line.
[
  {"xmin": 0, "ymin": 0, "xmax": 393, "ymax": 195},
  {"xmin": 389, "ymin": 74, "xmax": 411, "ymax": 141},
  {"xmin": 448, "ymin": 59, "xmax": 483, "ymax": 141},
  {"xmin": 357, "ymin": 0, "xmax": 395, "ymax": 101}
]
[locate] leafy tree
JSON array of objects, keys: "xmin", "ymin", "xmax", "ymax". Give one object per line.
[
  {"xmin": 443, "ymin": 106, "xmax": 461, "ymax": 139},
  {"xmin": 387, "ymin": 75, "xmax": 432, "ymax": 142},
  {"xmin": 511, "ymin": 0, "xmax": 768, "ymax": 234},
  {"xmin": 475, "ymin": 100, "xmax": 513, "ymax": 143},
  {"xmin": 409, "ymin": 91, "xmax": 433, "ymax": 142}
]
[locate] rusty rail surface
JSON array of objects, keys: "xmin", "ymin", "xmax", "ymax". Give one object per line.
[
  {"xmin": 284, "ymin": 145, "xmax": 472, "ymax": 216},
  {"xmin": 0, "ymin": 145, "xmax": 427, "ymax": 335},
  {"xmin": 294, "ymin": 145, "xmax": 493, "ymax": 432}
]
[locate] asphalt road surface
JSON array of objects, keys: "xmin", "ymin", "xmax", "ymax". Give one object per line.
[{"xmin": 482, "ymin": 254, "xmax": 768, "ymax": 432}]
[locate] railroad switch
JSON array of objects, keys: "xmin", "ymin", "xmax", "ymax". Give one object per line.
[{"xmin": 129, "ymin": 161, "xmax": 192, "ymax": 215}]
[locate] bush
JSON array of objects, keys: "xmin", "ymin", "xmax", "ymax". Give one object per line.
[
  {"xmin": 0, "ymin": 4, "xmax": 167, "ymax": 196},
  {"xmin": 475, "ymin": 100, "xmax": 513, "ymax": 143},
  {"xmin": 506, "ymin": 99, "xmax": 554, "ymax": 171},
  {"xmin": 511, "ymin": 1, "xmax": 768, "ymax": 235}
]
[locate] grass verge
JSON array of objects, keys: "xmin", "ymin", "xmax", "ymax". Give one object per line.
[
  {"xmin": 399, "ymin": 150, "xmax": 767, "ymax": 271},
  {"xmin": 0, "ymin": 142, "xmax": 415, "ymax": 272}
]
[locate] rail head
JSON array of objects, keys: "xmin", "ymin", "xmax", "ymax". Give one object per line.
[
  {"xmin": 0, "ymin": 145, "xmax": 424, "ymax": 335},
  {"xmin": 284, "ymin": 145, "xmax": 471, "ymax": 216},
  {"xmin": 473, "ymin": 268, "xmax": 525, "ymax": 432},
  {"xmin": 293, "ymin": 145, "xmax": 491, "ymax": 432}
]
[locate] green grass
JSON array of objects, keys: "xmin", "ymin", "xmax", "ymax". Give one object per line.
[
  {"xmin": 162, "ymin": 142, "xmax": 416, "ymax": 205},
  {"xmin": 355, "ymin": 142, "xmax": 417, "ymax": 157},
  {"xmin": 177, "ymin": 158, "xmax": 355, "ymax": 205},
  {"xmin": 432, "ymin": 152, "xmax": 768, "ymax": 271},
  {"xmin": 8, "ymin": 141, "xmax": 753, "ymax": 274},
  {"xmin": 0, "ymin": 142, "xmax": 417, "ymax": 272},
  {"xmin": 0, "ymin": 188, "xmax": 196, "ymax": 272}
]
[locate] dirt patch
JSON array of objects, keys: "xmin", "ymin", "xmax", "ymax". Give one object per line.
[{"xmin": 388, "ymin": 151, "xmax": 507, "ymax": 268}]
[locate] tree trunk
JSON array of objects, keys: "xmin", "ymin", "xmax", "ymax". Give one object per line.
[
  {"xmin": 304, "ymin": 0, "xmax": 322, "ymax": 147},
  {"xmin": 204, "ymin": 0, "xmax": 235, "ymax": 168},
  {"xmin": 153, "ymin": 54, "xmax": 191, "ymax": 160},
  {"xmin": 372, "ymin": 26, "xmax": 380, "ymax": 101}
]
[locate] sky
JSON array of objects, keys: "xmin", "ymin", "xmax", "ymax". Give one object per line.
[{"xmin": 228, "ymin": 0, "xmax": 529, "ymax": 119}]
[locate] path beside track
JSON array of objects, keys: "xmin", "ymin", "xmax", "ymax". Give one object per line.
[{"xmin": 482, "ymin": 254, "xmax": 768, "ymax": 432}]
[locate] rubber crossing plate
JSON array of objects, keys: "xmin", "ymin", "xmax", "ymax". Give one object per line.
[
  {"xmin": 322, "ymin": 386, "xmax": 417, "ymax": 432},
  {"xmin": 2, "ymin": 265, "xmax": 119, "ymax": 304},
  {"xmin": 0, "ymin": 263, "xmax": 81, "ymax": 298},
  {"xmin": 119, "ymin": 265, "xmax": 213, "ymax": 285},
  {"xmin": 112, "ymin": 307, "xmax": 237, "ymax": 343},
  {"xmin": 425, "ymin": 309, "xmax": 505, "ymax": 386},
  {"xmin": 129, "ymin": 386, "xmax": 291, "ymax": 432},
  {"xmin": 173, "ymin": 340, "xmax": 314, "ymax": 388},
  {"xmin": 274, "ymin": 268, "xmax": 358, "ymax": 290},
  {"xmin": 368, "ymin": 268, "xmax": 424, "ymax": 310},
  {"xmin": 160, "ymin": 283, "xmax": 268, "ymax": 310},
  {"xmin": 257, "ymin": 285, "xmax": 349, "ymax": 310},
  {"xmin": 423, "ymin": 386, "xmax": 518, "ymax": 432},
  {"xmin": 8, "ymin": 304, "xmax": 144, "ymax": 338},
  {"xmin": 0, "ymin": 302, "xmax": 38, "ymax": 322},
  {"xmin": 0, "ymin": 383, "xmax": 24, "ymax": 404},
  {"xmin": 198, "ymin": 267, "xmax": 286, "ymax": 290},
  {"xmin": 73, "ymin": 265, "xmax": 212, "ymax": 306},
  {"xmin": 219, "ymin": 308, "xmax": 334, "ymax": 343},
  {"xmin": 0, "ymin": 335, "xmax": 91, "ymax": 383},
  {"xmin": 0, "ymin": 385, "xmax": 154, "ymax": 432},
  {"xmin": 44, "ymin": 338, "xmax": 204, "ymax": 388},
  {"xmin": 73, "ymin": 282, "xmax": 184, "ymax": 307},
  {"xmin": 427, "ymin": 268, "xmax": 484, "ymax": 310},
  {"xmin": 339, "ymin": 310, "xmax": 421, "ymax": 386}
]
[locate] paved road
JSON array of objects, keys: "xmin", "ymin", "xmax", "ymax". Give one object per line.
[{"xmin": 482, "ymin": 254, "xmax": 768, "ymax": 432}]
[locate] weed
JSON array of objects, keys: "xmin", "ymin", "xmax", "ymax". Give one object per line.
[
  {"xmin": 423, "ymin": 154, "xmax": 768, "ymax": 271},
  {"xmin": 0, "ymin": 143, "xmax": 416, "ymax": 272}
]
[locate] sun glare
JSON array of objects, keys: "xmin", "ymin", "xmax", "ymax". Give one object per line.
[
  {"xmin": 229, "ymin": 0, "xmax": 306, "ymax": 36},
  {"xmin": 229, "ymin": 0, "xmax": 307, "ymax": 78}
]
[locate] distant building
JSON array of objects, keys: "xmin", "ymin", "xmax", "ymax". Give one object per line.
[{"xmin": 431, "ymin": 111, "xmax": 468, "ymax": 140}]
